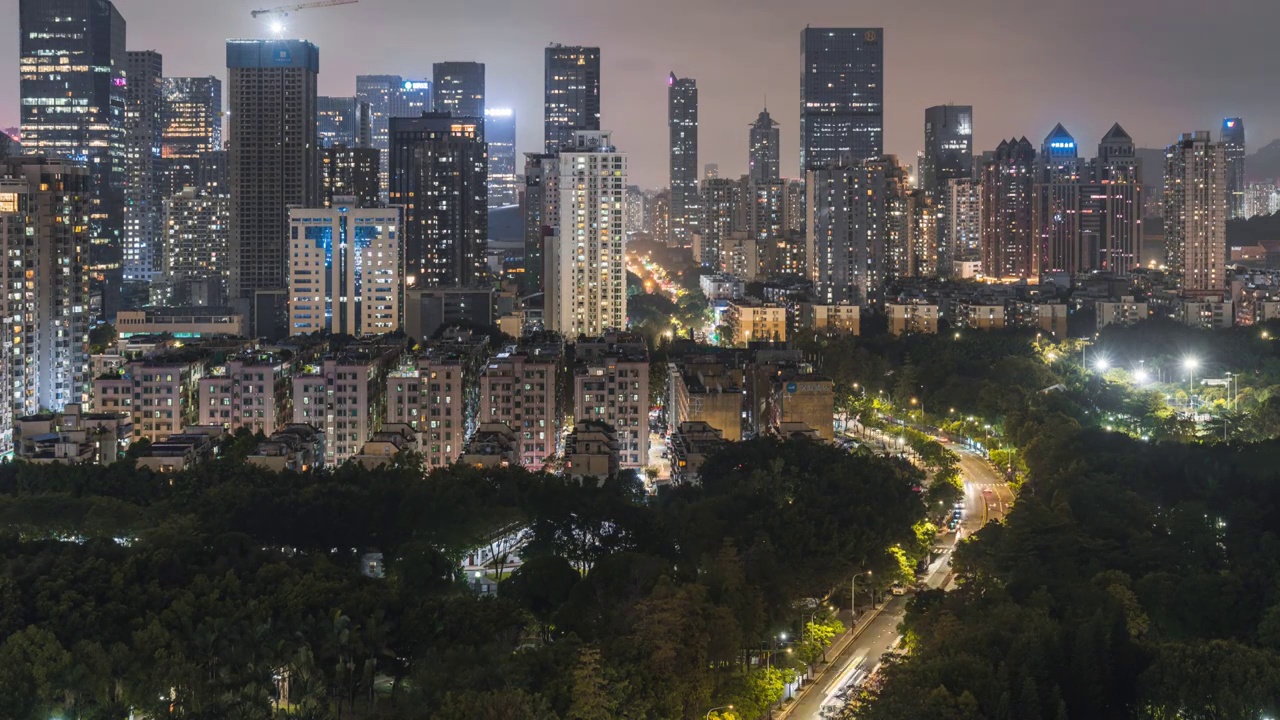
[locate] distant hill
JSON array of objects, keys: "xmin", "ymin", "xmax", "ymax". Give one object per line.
[
  {"xmin": 1227, "ymin": 211, "xmax": 1280, "ymax": 247},
  {"xmin": 1246, "ymin": 139, "xmax": 1280, "ymax": 183}
]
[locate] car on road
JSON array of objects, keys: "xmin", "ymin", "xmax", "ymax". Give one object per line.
[{"xmin": 891, "ymin": 584, "xmax": 908, "ymax": 596}]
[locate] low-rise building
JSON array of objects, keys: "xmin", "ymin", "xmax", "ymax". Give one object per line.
[
  {"xmin": 668, "ymin": 360, "xmax": 745, "ymax": 441},
  {"xmin": 386, "ymin": 332, "xmax": 489, "ymax": 469},
  {"xmin": 94, "ymin": 356, "xmax": 206, "ymax": 443},
  {"xmin": 353, "ymin": 423, "xmax": 419, "ymax": 469},
  {"xmin": 1179, "ymin": 298, "xmax": 1234, "ymax": 329},
  {"xmin": 957, "ymin": 303, "xmax": 1005, "ymax": 331},
  {"xmin": 888, "ymin": 303, "xmax": 939, "ymax": 336},
  {"xmin": 564, "ymin": 420, "xmax": 619, "ymax": 481},
  {"xmin": 725, "ymin": 300, "xmax": 787, "ymax": 346},
  {"xmin": 700, "ymin": 273, "xmax": 746, "ymax": 301},
  {"xmin": 572, "ymin": 333, "xmax": 649, "ymax": 469},
  {"xmin": 116, "ymin": 307, "xmax": 246, "ymax": 339},
  {"xmin": 669, "ymin": 420, "xmax": 727, "ymax": 484},
  {"xmin": 247, "ymin": 424, "xmax": 323, "ymax": 473},
  {"xmin": 768, "ymin": 373, "xmax": 834, "ymax": 441},
  {"xmin": 799, "ymin": 303, "xmax": 861, "ymax": 335},
  {"xmin": 198, "ymin": 353, "xmax": 295, "ymax": 436},
  {"xmin": 134, "ymin": 433, "xmax": 216, "ymax": 473},
  {"xmin": 460, "ymin": 421, "xmax": 520, "ymax": 468},
  {"xmin": 13, "ymin": 404, "xmax": 132, "ymax": 464},
  {"xmin": 1096, "ymin": 296, "xmax": 1149, "ymax": 328}
]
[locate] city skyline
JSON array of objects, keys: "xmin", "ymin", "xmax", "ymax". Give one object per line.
[{"xmin": 3, "ymin": 0, "xmax": 1276, "ymax": 188}]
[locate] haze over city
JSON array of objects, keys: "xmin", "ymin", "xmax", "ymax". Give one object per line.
[{"xmin": 4, "ymin": 0, "xmax": 1279, "ymax": 186}]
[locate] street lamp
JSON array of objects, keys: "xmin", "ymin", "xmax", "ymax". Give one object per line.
[
  {"xmin": 706, "ymin": 705, "xmax": 734, "ymax": 719},
  {"xmin": 1184, "ymin": 356, "xmax": 1200, "ymax": 411},
  {"xmin": 1094, "ymin": 357, "xmax": 1110, "ymax": 372},
  {"xmin": 852, "ymin": 570, "xmax": 871, "ymax": 618},
  {"xmin": 1134, "ymin": 368, "xmax": 1150, "ymax": 385}
]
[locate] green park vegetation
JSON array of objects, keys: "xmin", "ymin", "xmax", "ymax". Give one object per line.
[{"xmin": 0, "ymin": 432, "xmax": 926, "ymax": 719}]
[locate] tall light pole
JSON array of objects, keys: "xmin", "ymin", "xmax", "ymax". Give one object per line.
[
  {"xmin": 1184, "ymin": 356, "xmax": 1200, "ymax": 412},
  {"xmin": 706, "ymin": 704, "xmax": 734, "ymax": 719}
]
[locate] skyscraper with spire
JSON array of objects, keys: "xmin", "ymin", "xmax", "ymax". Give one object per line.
[
  {"xmin": 749, "ymin": 108, "xmax": 780, "ymax": 184},
  {"xmin": 667, "ymin": 72, "xmax": 698, "ymax": 248},
  {"xmin": 1222, "ymin": 118, "xmax": 1245, "ymax": 220}
]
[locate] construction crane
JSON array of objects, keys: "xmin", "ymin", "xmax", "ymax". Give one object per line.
[{"xmin": 251, "ymin": 0, "xmax": 358, "ymax": 19}]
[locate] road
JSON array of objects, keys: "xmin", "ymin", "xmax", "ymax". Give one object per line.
[{"xmin": 781, "ymin": 441, "xmax": 1013, "ymax": 719}]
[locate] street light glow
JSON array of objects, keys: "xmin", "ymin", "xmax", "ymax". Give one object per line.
[
  {"xmin": 1183, "ymin": 356, "xmax": 1200, "ymax": 371},
  {"xmin": 271, "ymin": 20, "xmax": 284, "ymax": 34},
  {"xmin": 1094, "ymin": 358, "xmax": 1110, "ymax": 371},
  {"xmin": 1134, "ymin": 368, "xmax": 1150, "ymax": 385}
]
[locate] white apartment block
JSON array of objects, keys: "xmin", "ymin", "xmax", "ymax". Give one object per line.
[
  {"xmin": 293, "ymin": 349, "xmax": 395, "ymax": 466},
  {"xmin": 1164, "ymin": 132, "xmax": 1226, "ymax": 297},
  {"xmin": 545, "ymin": 131, "xmax": 627, "ymax": 337},
  {"xmin": 572, "ymin": 335, "xmax": 649, "ymax": 470},
  {"xmin": 1097, "ymin": 296, "xmax": 1149, "ymax": 329},
  {"xmin": 198, "ymin": 357, "xmax": 291, "ymax": 435},
  {"xmin": 479, "ymin": 351, "xmax": 559, "ymax": 469},
  {"xmin": 93, "ymin": 360, "xmax": 205, "ymax": 443},
  {"xmin": 289, "ymin": 201, "xmax": 402, "ymax": 336},
  {"xmin": 386, "ymin": 355, "xmax": 468, "ymax": 469}
]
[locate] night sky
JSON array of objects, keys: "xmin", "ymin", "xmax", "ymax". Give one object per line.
[{"xmin": 3, "ymin": 0, "xmax": 1278, "ymax": 188}]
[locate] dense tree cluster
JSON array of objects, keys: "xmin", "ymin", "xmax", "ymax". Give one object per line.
[{"xmin": 0, "ymin": 435, "xmax": 924, "ymax": 719}]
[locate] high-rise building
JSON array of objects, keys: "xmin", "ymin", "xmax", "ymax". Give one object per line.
[
  {"xmin": 980, "ymin": 138, "xmax": 1036, "ymax": 279},
  {"xmin": 544, "ymin": 45, "xmax": 601, "ymax": 153},
  {"xmin": 20, "ymin": 0, "xmax": 127, "ymax": 313},
  {"xmin": 485, "ymin": 108, "xmax": 518, "ymax": 207},
  {"xmin": 389, "ymin": 114, "xmax": 488, "ymax": 287},
  {"xmin": 160, "ymin": 187, "xmax": 228, "ymax": 307},
  {"xmin": 225, "ymin": 39, "xmax": 319, "ymax": 326},
  {"xmin": 947, "ymin": 178, "xmax": 982, "ymax": 266},
  {"xmin": 0, "ymin": 158, "xmax": 92, "ymax": 422},
  {"xmin": 749, "ymin": 108, "xmax": 781, "ymax": 184},
  {"xmin": 668, "ymin": 73, "xmax": 699, "ymax": 248},
  {"xmin": 705, "ymin": 164, "xmax": 720, "ymax": 180},
  {"xmin": 806, "ymin": 156, "xmax": 907, "ymax": 305},
  {"xmin": 922, "ymin": 105, "xmax": 973, "ymax": 273},
  {"xmin": 317, "ymin": 96, "xmax": 359, "ymax": 148},
  {"xmin": 1222, "ymin": 118, "xmax": 1245, "ymax": 221},
  {"xmin": 522, "ymin": 152, "xmax": 558, "ymax": 296},
  {"xmin": 746, "ymin": 179, "xmax": 788, "ymax": 275},
  {"xmin": 124, "ymin": 51, "xmax": 165, "ymax": 287},
  {"xmin": 800, "ymin": 27, "xmax": 883, "ymax": 172},
  {"xmin": 1032, "ymin": 124, "xmax": 1083, "ymax": 275},
  {"xmin": 1090, "ymin": 124, "xmax": 1142, "ymax": 276},
  {"xmin": 320, "ymin": 145, "xmax": 379, "ymax": 208},
  {"xmin": 288, "ymin": 201, "xmax": 402, "ymax": 336},
  {"xmin": 698, "ymin": 178, "xmax": 744, "ymax": 268},
  {"xmin": 545, "ymin": 131, "xmax": 627, "ymax": 337},
  {"xmin": 356, "ymin": 76, "xmax": 431, "ymax": 197},
  {"xmin": 1164, "ymin": 131, "xmax": 1227, "ymax": 297},
  {"xmin": 160, "ymin": 77, "xmax": 223, "ymax": 198},
  {"xmin": 433, "ymin": 62, "xmax": 486, "ymax": 119}
]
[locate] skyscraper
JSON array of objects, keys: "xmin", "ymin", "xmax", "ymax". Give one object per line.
[
  {"xmin": 545, "ymin": 131, "xmax": 627, "ymax": 336},
  {"xmin": 544, "ymin": 45, "xmax": 601, "ymax": 153},
  {"xmin": 1165, "ymin": 131, "xmax": 1227, "ymax": 297},
  {"xmin": 356, "ymin": 75, "xmax": 431, "ymax": 197},
  {"xmin": 698, "ymin": 178, "xmax": 744, "ymax": 268},
  {"xmin": 160, "ymin": 186, "xmax": 228, "ymax": 307},
  {"xmin": 749, "ymin": 108, "xmax": 781, "ymax": 184},
  {"xmin": 668, "ymin": 73, "xmax": 699, "ymax": 248},
  {"xmin": 806, "ymin": 157, "xmax": 900, "ymax": 305},
  {"xmin": 485, "ymin": 108, "xmax": 518, "ymax": 208},
  {"xmin": 160, "ymin": 76, "xmax": 222, "ymax": 197},
  {"xmin": 921, "ymin": 105, "xmax": 973, "ymax": 196},
  {"xmin": 20, "ymin": 0, "xmax": 127, "ymax": 313},
  {"xmin": 947, "ymin": 178, "xmax": 982, "ymax": 266},
  {"xmin": 1222, "ymin": 118, "xmax": 1245, "ymax": 221},
  {"xmin": 0, "ymin": 158, "xmax": 92, "ymax": 420},
  {"xmin": 225, "ymin": 38, "xmax": 319, "ymax": 325},
  {"xmin": 288, "ymin": 202, "xmax": 402, "ymax": 336},
  {"xmin": 1032, "ymin": 123, "xmax": 1083, "ymax": 275},
  {"xmin": 980, "ymin": 138, "xmax": 1036, "ymax": 279},
  {"xmin": 317, "ymin": 96, "xmax": 359, "ymax": 148},
  {"xmin": 1092, "ymin": 124, "xmax": 1142, "ymax": 276},
  {"xmin": 800, "ymin": 27, "xmax": 884, "ymax": 172},
  {"xmin": 522, "ymin": 152, "xmax": 558, "ymax": 297},
  {"xmin": 433, "ymin": 62, "xmax": 486, "ymax": 119},
  {"xmin": 389, "ymin": 114, "xmax": 488, "ymax": 288},
  {"xmin": 124, "ymin": 50, "xmax": 165, "ymax": 288}
]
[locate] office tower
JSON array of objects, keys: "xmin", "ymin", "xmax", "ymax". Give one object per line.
[
  {"xmin": 433, "ymin": 62, "xmax": 486, "ymax": 118},
  {"xmin": 668, "ymin": 73, "xmax": 699, "ymax": 248},
  {"xmin": 160, "ymin": 187, "xmax": 229, "ymax": 306},
  {"xmin": 921, "ymin": 105, "xmax": 973, "ymax": 195},
  {"xmin": 1033, "ymin": 124, "xmax": 1083, "ymax": 274},
  {"xmin": 705, "ymin": 164, "xmax": 719, "ymax": 180},
  {"xmin": 20, "ymin": 0, "xmax": 127, "ymax": 312},
  {"xmin": 1091, "ymin": 124, "xmax": 1142, "ymax": 276},
  {"xmin": 389, "ymin": 114, "xmax": 487, "ymax": 287},
  {"xmin": 522, "ymin": 152, "xmax": 557, "ymax": 296},
  {"xmin": 356, "ymin": 75, "xmax": 431, "ymax": 197},
  {"xmin": 124, "ymin": 51, "xmax": 165, "ymax": 288},
  {"xmin": 160, "ymin": 76, "xmax": 222, "ymax": 197},
  {"xmin": 317, "ymin": 96, "xmax": 359, "ymax": 148},
  {"xmin": 486, "ymin": 108, "xmax": 518, "ymax": 207},
  {"xmin": 545, "ymin": 45, "xmax": 602, "ymax": 153},
  {"xmin": 980, "ymin": 138, "xmax": 1036, "ymax": 279},
  {"xmin": 947, "ymin": 178, "xmax": 982, "ymax": 265},
  {"xmin": 288, "ymin": 201, "xmax": 402, "ymax": 336},
  {"xmin": 320, "ymin": 145, "xmax": 380, "ymax": 208},
  {"xmin": 225, "ymin": 39, "xmax": 319, "ymax": 325},
  {"xmin": 545, "ymin": 131, "xmax": 627, "ymax": 336},
  {"xmin": 807, "ymin": 157, "xmax": 895, "ymax": 305},
  {"xmin": 699, "ymin": 178, "xmax": 744, "ymax": 268},
  {"xmin": 749, "ymin": 108, "xmax": 781, "ymax": 183},
  {"xmin": 800, "ymin": 27, "xmax": 883, "ymax": 172},
  {"xmin": 1164, "ymin": 131, "xmax": 1227, "ymax": 297},
  {"xmin": 1222, "ymin": 118, "xmax": 1245, "ymax": 220},
  {"xmin": 0, "ymin": 158, "xmax": 92, "ymax": 421}
]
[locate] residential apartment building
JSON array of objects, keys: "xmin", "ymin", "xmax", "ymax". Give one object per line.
[
  {"xmin": 888, "ymin": 303, "xmax": 940, "ymax": 335},
  {"xmin": 292, "ymin": 342, "xmax": 399, "ymax": 466},
  {"xmin": 198, "ymin": 354, "xmax": 294, "ymax": 435},
  {"xmin": 94, "ymin": 358, "xmax": 206, "ymax": 442},
  {"xmin": 725, "ymin": 300, "xmax": 787, "ymax": 346},
  {"xmin": 479, "ymin": 348, "xmax": 561, "ymax": 469},
  {"xmin": 572, "ymin": 333, "xmax": 649, "ymax": 469}
]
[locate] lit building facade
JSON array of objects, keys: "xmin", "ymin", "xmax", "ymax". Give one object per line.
[
  {"xmin": 668, "ymin": 72, "xmax": 698, "ymax": 248},
  {"xmin": 699, "ymin": 178, "xmax": 744, "ymax": 269},
  {"xmin": 1164, "ymin": 131, "xmax": 1227, "ymax": 297},
  {"xmin": 124, "ymin": 50, "xmax": 165, "ymax": 287},
  {"xmin": 320, "ymin": 144, "xmax": 379, "ymax": 209},
  {"xmin": 947, "ymin": 177, "xmax": 982, "ymax": 265},
  {"xmin": 293, "ymin": 346, "xmax": 397, "ymax": 466},
  {"xmin": 160, "ymin": 76, "xmax": 222, "ymax": 197},
  {"xmin": 1222, "ymin": 118, "xmax": 1245, "ymax": 221},
  {"xmin": 800, "ymin": 27, "xmax": 883, "ymax": 172},
  {"xmin": 922, "ymin": 105, "xmax": 973, "ymax": 272},
  {"xmin": 198, "ymin": 356, "xmax": 292, "ymax": 436},
  {"xmin": 288, "ymin": 203, "xmax": 402, "ymax": 336},
  {"xmin": 433, "ymin": 62, "xmax": 486, "ymax": 118},
  {"xmin": 480, "ymin": 350, "xmax": 559, "ymax": 469},
  {"xmin": 980, "ymin": 137, "xmax": 1036, "ymax": 279},
  {"xmin": 161, "ymin": 187, "xmax": 228, "ymax": 307},
  {"xmin": 486, "ymin": 108, "xmax": 518, "ymax": 207},
  {"xmin": 573, "ymin": 334, "xmax": 649, "ymax": 469},
  {"xmin": 226, "ymin": 39, "xmax": 319, "ymax": 325},
  {"xmin": 317, "ymin": 96, "xmax": 359, "ymax": 148},
  {"xmin": 355, "ymin": 75, "xmax": 431, "ymax": 198},
  {"xmin": 807, "ymin": 156, "xmax": 908, "ymax": 305},
  {"xmin": 545, "ymin": 131, "xmax": 627, "ymax": 337},
  {"xmin": 544, "ymin": 45, "xmax": 601, "ymax": 154},
  {"xmin": 749, "ymin": 108, "xmax": 781, "ymax": 183},
  {"xmin": 389, "ymin": 113, "xmax": 487, "ymax": 287}
]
